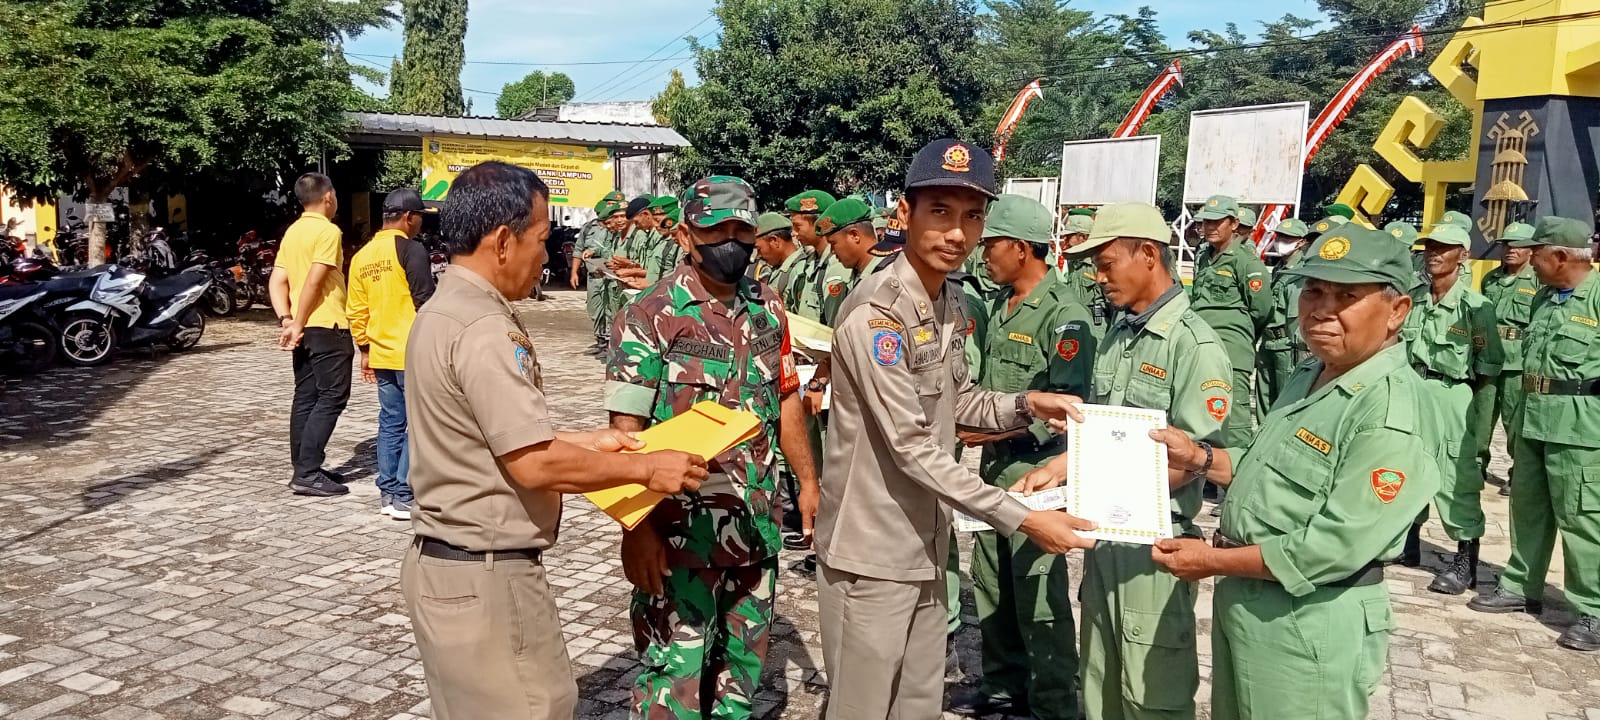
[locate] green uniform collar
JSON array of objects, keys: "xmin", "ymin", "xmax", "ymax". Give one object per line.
[
  {"xmin": 1121, "ymin": 283, "xmax": 1185, "ymax": 337},
  {"xmin": 777, "ymin": 247, "xmax": 808, "ymax": 277},
  {"xmin": 996, "ymin": 271, "xmax": 1063, "ymax": 321},
  {"xmin": 1416, "ymin": 276, "xmax": 1469, "ymax": 311},
  {"xmin": 1292, "ymin": 342, "xmax": 1409, "ymax": 404}
]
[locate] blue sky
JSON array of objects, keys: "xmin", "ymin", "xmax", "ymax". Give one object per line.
[{"xmin": 342, "ymin": 0, "xmax": 1316, "ymax": 111}]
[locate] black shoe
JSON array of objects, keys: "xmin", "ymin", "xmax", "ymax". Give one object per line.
[
  {"xmin": 289, "ymin": 473, "xmax": 349, "ymax": 497},
  {"xmin": 1428, "ymin": 539, "xmax": 1479, "ymax": 595},
  {"xmin": 319, "ymin": 468, "xmax": 350, "ymax": 484},
  {"xmin": 1398, "ymin": 524, "xmax": 1423, "ymax": 568},
  {"xmin": 946, "ymin": 687, "xmax": 1026, "ymax": 717},
  {"xmin": 1498, "ymin": 480, "xmax": 1511, "ymax": 497},
  {"xmin": 782, "ymin": 531, "xmax": 809, "ymax": 551},
  {"xmin": 1467, "ymin": 587, "xmax": 1542, "ymax": 615},
  {"xmin": 1557, "ymin": 616, "xmax": 1600, "ymax": 652}
]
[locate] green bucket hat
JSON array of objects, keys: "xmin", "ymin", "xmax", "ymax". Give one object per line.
[
  {"xmin": 1282, "ymin": 225, "xmax": 1418, "ymax": 293},
  {"xmin": 1195, "ymin": 195, "xmax": 1240, "ymax": 221},
  {"xmin": 1236, "ymin": 206, "xmax": 1258, "ymax": 228},
  {"xmin": 785, "ymin": 189, "xmax": 836, "ymax": 215},
  {"xmin": 1065, "ymin": 203, "xmax": 1168, "ymax": 258},
  {"xmin": 1382, "ymin": 221, "xmax": 1418, "ymax": 246},
  {"xmin": 981, "ymin": 194, "xmax": 1054, "ymax": 245},
  {"xmin": 1274, "ymin": 218, "xmax": 1310, "ymax": 239},
  {"xmin": 1421, "ymin": 224, "xmax": 1471, "ymax": 248},
  {"xmin": 1063, "ymin": 215, "xmax": 1095, "ymax": 236},
  {"xmin": 816, "ymin": 197, "xmax": 875, "ymax": 236},
  {"xmin": 1497, "ymin": 222, "xmax": 1535, "ymax": 243},
  {"xmin": 1509, "ymin": 216, "xmax": 1595, "ymax": 249},
  {"xmin": 682, "ymin": 176, "xmax": 759, "ymax": 229},
  {"xmin": 755, "ymin": 211, "xmax": 790, "ymax": 237}
]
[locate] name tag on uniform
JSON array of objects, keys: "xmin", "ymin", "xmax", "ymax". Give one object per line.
[
  {"xmin": 1447, "ymin": 325, "xmax": 1468, "ymax": 337},
  {"xmin": 1008, "ymin": 332, "xmax": 1033, "ymax": 344},
  {"xmin": 1139, "ymin": 363, "xmax": 1167, "ymax": 380},
  {"xmin": 1295, "ymin": 427, "xmax": 1332, "ymax": 455},
  {"xmin": 1215, "ymin": 269, "xmax": 1234, "ymax": 277},
  {"xmin": 1572, "ymin": 315, "xmax": 1599, "ymax": 328},
  {"xmin": 1517, "ymin": 287, "xmax": 1537, "ymax": 295}
]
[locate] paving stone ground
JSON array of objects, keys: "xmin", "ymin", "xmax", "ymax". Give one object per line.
[{"xmin": 2, "ymin": 289, "xmax": 1598, "ymax": 720}]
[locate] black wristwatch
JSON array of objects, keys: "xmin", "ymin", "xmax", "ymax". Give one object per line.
[
  {"xmin": 1192, "ymin": 440, "xmax": 1214, "ymax": 479},
  {"xmin": 278, "ymin": 315, "xmax": 294, "ymax": 326},
  {"xmin": 1015, "ymin": 391, "xmax": 1033, "ymax": 419},
  {"xmin": 806, "ymin": 379, "xmax": 828, "ymax": 393}
]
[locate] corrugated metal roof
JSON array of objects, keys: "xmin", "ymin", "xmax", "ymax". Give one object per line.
[{"xmin": 345, "ymin": 112, "xmax": 689, "ymax": 151}]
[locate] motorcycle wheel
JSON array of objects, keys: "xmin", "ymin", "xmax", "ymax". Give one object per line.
[
  {"xmin": 58, "ymin": 312, "xmax": 116, "ymax": 367},
  {"xmin": 169, "ymin": 307, "xmax": 204, "ymax": 351},
  {"xmin": 202, "ymin": 283, "xmax": 235, "ymax": 317},
  {"xmin": 3, "ymin": 321, "xmax": 58, "ymax": 373},
  {"xmin": 234, "ymin": 283, "xmax": 254, "ymax": 309}
]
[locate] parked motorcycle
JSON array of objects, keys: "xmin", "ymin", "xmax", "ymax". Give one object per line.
[
  {"xmin": 234, "ymin": 231, "xmax": 275, "ymax": 310},
  {"xmin": 0, "ymin": 283, "xmax": 58, "ymax": 373},
  {"xmin": 180, "ymin": 250, "xmax": 240, "ymax": 317},
  {"xmin": 55, "ymin": 265, "xmax": 210, "ymax": 367}
]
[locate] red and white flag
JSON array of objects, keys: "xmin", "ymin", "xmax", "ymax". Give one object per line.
[
  {"xmin": 994, "ymin": 79, "xmax": 1045, "ymax": 163},
  {"xmin": 1113, "ymin": 60, "xmax": 1183, "ymax": 138}
]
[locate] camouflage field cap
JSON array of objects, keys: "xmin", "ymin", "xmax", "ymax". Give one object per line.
[
  {"xmin": 1421, "ymin": 224, "xmax": 1471, "ymax": 248},
  {"xmin": 755, "ymin": 211, "xmax": 790, "ymax": 237},
  {"xmin": 682, "ymin": 176, "xmax": 759, "ymax": 229},
  {"xmin": 1274, "ymin": 218, "xmax": 1310, "ymax": 238},
  {"xmin": 785, "ymin": 190, "xmax": 836, "ymax": 215},
  {"xmin": 1497, "ymin": 222, "xmax": 1535, "ymax": 243},
  {"xmin": 1283, "ymin": 224, "xmax": 1417, "ymax": 293},
  {"xmin": 981, "ymin": 194, "xmax": 1054, "ymax": 245},
  {"xmin": 1064, "ymin": 214, "xmax": 1095, "ymax": 236},
  {"xmin": 816, "ymin": 197, "xmax": 874, "ymax": 236},
  {"xmin": 1236, "ymin": 206, "xmax": 1258, "ymax": 228},
  {"xmin": 1065, "ymin": 202, "xmax": 1168, "ymax": 258},
  {"xmin": 1382, "ymin": 221, "xmax": 1417, "ymax": 246},
  {"xmin": 1195, "ymin": 195, "xmax": 1240, "ymax": 221},
  {"xmin": 1509, "ymin": 216, "xmax": 1595, "ymax": 249}
]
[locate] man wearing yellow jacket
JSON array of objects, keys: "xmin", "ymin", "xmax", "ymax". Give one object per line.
[{"xmin": 348, "ymin": 188, "xmax": 437, "ymax": 520}]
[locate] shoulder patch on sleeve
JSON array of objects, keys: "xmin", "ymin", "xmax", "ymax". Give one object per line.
[
  {"xmin": 872, "ymin": 330, "xmax": 903, "ymax": 366},
  {"xmin": 1201, "ymin": 379, "xmax": 1232, "ymax": 393},
  {"xmin": 1371, "ymin": 468, "xmax": 1406, "ymax": 503}
]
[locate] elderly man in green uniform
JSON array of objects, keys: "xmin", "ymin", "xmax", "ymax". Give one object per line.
[
  {"xmin": 1016, "ymin": 202, "xmax": 1235, "ymax": 720},
  {"xmin": 1235, "ymin": 206, "xmax": 1258, "ymax": 253},
  {"xmin": 607, "ymin": 176, "xmax": 822, "ymax": 717},
  {"xmin": 1256, "ymin": 218, "xmax": 1314, "ymax": 412},
  {"xmin": 1468, "ymin": 216, "xmax": 1600, "ymax": 652},
  {"xmin": 1400, "ymin": 223, "xmax": 1503, "ymax": 593},
  {"xmin": 1144, "ymin": 224, "xmax": 1444, "ymax": 720},
  {"xmin": 1468, "ymin": 221, "xmax": 1541, "ymax": 496},
  {"xmin": 947, "ymin": 194, "xmax": 1096, "ymax": 720},
  {"xmin": 1437, "ymin": 211, "xmax": 1477, "ymax": 285},
  {"xmin": 639, "ymin": 194, "xmax": 686, "ymax": 285},
  {"xmin": 1190, "ymin": 195, "xmax": 1273, "ymax": 450}
]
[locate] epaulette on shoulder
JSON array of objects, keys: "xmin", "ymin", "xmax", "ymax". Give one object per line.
[{"xmin": 1377, "ymin": 371, "xmax": 1417, "ymax": 434}]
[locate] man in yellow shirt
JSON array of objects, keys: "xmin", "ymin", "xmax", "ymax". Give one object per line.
[
  {"xmin": 349, "ymin": 188, "xmax": 436, "ymax": 519},
  {"xmin": 270, "ymin": 172, "xmax": 354, "ymax": 498}
]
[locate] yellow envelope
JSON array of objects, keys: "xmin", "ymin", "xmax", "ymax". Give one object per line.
[{"xmin": 583, "ymin": 401, "xmax": 762, "ymax": 529}]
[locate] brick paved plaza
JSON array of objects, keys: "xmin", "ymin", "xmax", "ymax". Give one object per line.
[{"xmin": 2, "ymin": 290, "xmax": 1598, "ymax": 719}]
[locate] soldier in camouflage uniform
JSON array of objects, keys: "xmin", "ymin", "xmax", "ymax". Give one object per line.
[{"xmin": 606, "ymin": 176, "xmax": 819, "ymax": 719}]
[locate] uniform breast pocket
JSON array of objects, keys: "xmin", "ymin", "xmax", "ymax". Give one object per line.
[
  {"xmin": 1552, "ymin": 321, "xmax": 1598, "ymax": 370},
  {"xmin": 664, "ymin": 357, "xmax": 727, "ymax": 402},
  {"xmin": 989, "ymin": 338, "xmax": 1042, "ymax": 380},
  {"xmin": 1250, "ymin": 446, "xmax": 1332, "ymax": 532},
  {"xmin": 1125, "ymin": 374, "xmax": 1168, "ymax": 412},
  {"xmin": 913, "ymin": 366, "xmax": 945, "ymax": 417}
]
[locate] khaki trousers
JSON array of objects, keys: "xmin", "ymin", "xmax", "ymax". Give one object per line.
[
  {"xmin": 817, "ymin": 561, "xmax": 947, "ymax": 720},
  {"xmin": 401, "ymin": 540, "xmax": 578, "ymax": 720}
]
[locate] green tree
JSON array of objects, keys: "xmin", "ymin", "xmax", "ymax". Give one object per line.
[
  {"xmin": 393, "ymin": 0, "xmax": 466, "ymax": 115},
  {"xmin": 658, "ymin": 0, "xmax": 989, "ymax": 204},
  {"xmin": 0, "ymin": 0, "xmax": 392, "ymax": 263},
  {"xmin": 496, "ymin": 72, "xmax": 577, "ymax": 118}
]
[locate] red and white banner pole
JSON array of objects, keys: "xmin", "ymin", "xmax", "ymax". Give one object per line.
[
  {"xmin": 1113, "ymin": 60, "xmax": 1183, "ymax": 139},
  {"xmin": 994, "ymin": 79, "xmax": 1044, "ymax": 164}
]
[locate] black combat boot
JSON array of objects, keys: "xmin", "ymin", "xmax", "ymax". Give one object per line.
[
  {"xmin": 1428, "ymin": 539, "xmax": 1479, "ymax": 595},
  {"xmin": 1468, "ymin": 587, "xmax": 1542, "ymax": 615},
  {"xmin": 1557, "ymin": 616, "xmax": 1600, "ymax": 652},
  {"xmin": 1398, "ymin": 523, "xmax": 1423, "ymax": 568}
]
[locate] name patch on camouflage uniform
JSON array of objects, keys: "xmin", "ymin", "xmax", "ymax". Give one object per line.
[
  {"xmin": 750, "ymin": 328, "xmax": 783, "ymax": 357},
  {"xmin": 666, "ymin": 338, "xmax": 731, "ymax": 363},
  {"xmin": 1008, "ymin": 332, "xmax": 1033, "ymax": 344},
  {"xmin": 1139, "ymin": 363, "xmax": 1167, "ymax": 380},
  {"xmin": 1371, "ymin": 468, "xmax": 1406, "ymax": 503},
  {"xmin": 1295, "ymin": 427, "xmax": 1332, "ymax": 455},
  {"xmin": 868, "ymin": 318, "xmax": 905, "ymax": 333}
]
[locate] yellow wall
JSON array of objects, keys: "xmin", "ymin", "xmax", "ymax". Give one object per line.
[{"xmin": 1478, "ymin": 0, "xmax": 1600, "ymax": 100}]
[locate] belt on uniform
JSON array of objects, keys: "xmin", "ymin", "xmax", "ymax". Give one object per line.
[
  {"xmin": 1264, "ymin": 327, "xmax": 1289, "ymax": 341},
  {"xmin": 1211, "ymin": 532, "xmax": 1383, "ymax": 588},
  {"xmin": 1412, "ymin": 364, "xmax": 1462, "ymax": 384},
  {"xmin": 416, "ymin": 536, "xmax": 543, "ymax": 563},
  {"xmin": 1497, "ymin": 326, "xmax": 1524, "ymax": 340},
  {"xmin": 1522, "ymin": 374, "xmax": 1600, "ymax": 396}
]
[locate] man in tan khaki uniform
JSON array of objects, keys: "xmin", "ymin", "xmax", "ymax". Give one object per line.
[
  {"xmin": 401, "ymin": 161, "xmax": 708, "ymax": 720},
  {"xmin": 814, "ymin": 140, "xmax": 1096, "ymax": 720}
]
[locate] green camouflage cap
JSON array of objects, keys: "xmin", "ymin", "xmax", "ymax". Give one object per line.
[
  {"xmin": 1063, "ymin": 214, "xmax": 1095, "ymax": 236},
  {"xmin": 815, "ymin": 197, "xmax": 874, "ymax": 236},
  {"xmin": 785, "ymin": 189, "xmax": 836, "ymax": 215},
  {"xmin": 1509, "ymin": 215, "xmax": 1595, "ymax": 249},
  {"xmin": 981, "ymin": 193, "xmax": 1054, "ymax": 245},
  {"xmin": 1323, "ymin": 203, "xmax": 1357, "ymax": 220},
  {"xmin": 1283, "ymin": 225, "xmax": 1418, "ymax": 293},
  {"xmin": 755, "ymin": 211, "xmax": 790, "ymax": 237},
  {"xmin": 682, "ymin": 176, "xmax": 759, "ymax": 229},
  {"xmin": 1497, "ymin": 222, "xmax": 1535, "ymax": 243},
  {"xmin": 1382, "ymin": 221, "xmax": 1417, "ymax": 246},
  {"xmin": 1439, "ymin": 210, "xmax": 1473, "ymax": 230},
  {"xmin": 1066, "ymin": 202, "xmax": 1168, "ymax": 258},
  {"xmin": 1274, "ymin": 218, "xmax": 1310, "ymax": 238},
  {"xmin": 1421, "ymin": 224, "xmax": 1471, "ymax": 248},
  {"xmin": 1195, "ymin": 195, "xmax": 1240, "ymax": 221},
  {"xmin": 1237, "ymin": 206, "xmax": 1258, "ymax": 228}
]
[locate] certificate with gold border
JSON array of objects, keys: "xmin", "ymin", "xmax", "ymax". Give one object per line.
[{"xmin": 1066, "ymin": 404, "xmax": 1172, "ymax": 545}]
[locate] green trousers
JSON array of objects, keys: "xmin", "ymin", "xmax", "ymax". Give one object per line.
[
  {"xmin": 1468, "ymin": 370, "xmax": 1526, "ymax": 477},
  {"xmin": 1080, "ymin": 542, "xmax": 1197, "ymax": 720},
  {"xmin": 1225, "ymin": 367, "xmax": 1256, "ymax": 449},
  {"xmin": 1254, "ymin": 349, "xmax": 1297, "ymax": 420},
  {"xmin": 972, "ymin": 529, "xmax": 1079, "ymax": 718},
  {"xmin": 1496, "ymin": 437, "xmax": 1600, "ymax": 617},
  {"xmin": 630, "ymin": 559, "xmax": 778, "ymax": 719},
  {"xmin": 588, "ymin": 278, "xmax": 623, "ymax": 340},
  {"xmin": 1211, "ymin": 578, "xmax": 1390, "ymax": 720},
  {"xmin": 1418, "ymin": 377, "xmax": 1486, "ymax": 541}
]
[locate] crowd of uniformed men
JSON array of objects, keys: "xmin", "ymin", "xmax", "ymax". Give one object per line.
[{"xmin": 379, "ymin": 139, "xmax": 1600, "ymax": 720}]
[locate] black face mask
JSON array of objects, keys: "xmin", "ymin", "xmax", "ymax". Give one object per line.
[{"xmin": 695, "ymin": 238, "xmax": 756, "ymax": 285}]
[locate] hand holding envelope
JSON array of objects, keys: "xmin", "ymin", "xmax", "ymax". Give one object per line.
[{"xmin": 583, "ymin": 402, "xmax": 763, "ymax": 529}]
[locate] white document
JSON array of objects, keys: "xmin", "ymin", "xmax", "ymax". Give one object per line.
[
  {"xmin": 954, "ymin": 487, "xmax": 1069, "ymax": 533},
  {"xmin": 1066, "ymin": 404, "xmax": 1173, "ymax": 545}
]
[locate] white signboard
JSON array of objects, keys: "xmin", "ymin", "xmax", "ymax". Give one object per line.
[
  {"xmin": 85, "ymin": 203, "xmax": 116, "ymax": 222},
  {"xmin": 1182, "ymin": 102, "xmax": 1309, "ymax": 206},
  {"xmin": 1003, "ymin": 178, "xmax": 1060, "ymax": 207},
  {"xmin": 1058, "ymin": 135, "xmax": 1161, "ymax": 206}
]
